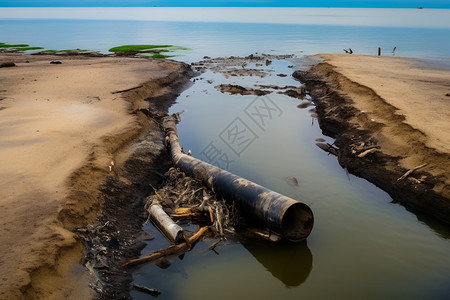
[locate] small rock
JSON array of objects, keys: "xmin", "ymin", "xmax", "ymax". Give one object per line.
[
  {"xmin": 50, "ymin": 61, "xmax": 62, "ymax": 64},
  {"xmin": 94, "ymin": 255, "xmax": 109, "ymax": 270}
]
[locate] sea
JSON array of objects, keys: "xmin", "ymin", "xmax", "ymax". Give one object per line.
[
  {"xmin": 1, "ymin": 7, "xmax": 450, "ymax": 60},
  {"xmin": 1, "ymin": 7, "xmax": 449, "ymax": 300}
]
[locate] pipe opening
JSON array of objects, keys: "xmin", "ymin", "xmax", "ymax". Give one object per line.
[{"xmin": 281, "ymin": 203, "xmax": 314, "ymax": 242}]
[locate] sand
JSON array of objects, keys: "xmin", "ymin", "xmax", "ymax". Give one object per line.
[
  {"xmin": 0, "ymin": 53, "xmax": 190, "ymax": 299},
  {"xmin": 316, "ymin": 54, "xmax": 450, "ymax": 183},
  {"xmin": 318, "ymin": 54, "xmax": 450, "ymax": 154},
  {"xmin": 296, "ymin": 54, "xmax": 449, "ymax": 222}
]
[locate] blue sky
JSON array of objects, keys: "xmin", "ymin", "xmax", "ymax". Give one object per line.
[{"xmin": 0, "ymin": 1, "xmax": 449, "ymax": 8}]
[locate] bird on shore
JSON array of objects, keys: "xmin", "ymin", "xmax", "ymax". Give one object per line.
[{"xmin": 343, "ymin": 48, "xmax": 353, "ymax": 54}]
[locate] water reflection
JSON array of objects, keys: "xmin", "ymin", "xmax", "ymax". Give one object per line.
[
  {"xmin": 241, "ymin": 239, "xmax": 313, "ymax": 288},
  {"xmin": 408, "ymin": 207, "xmax": 450, "ymax": 240}
]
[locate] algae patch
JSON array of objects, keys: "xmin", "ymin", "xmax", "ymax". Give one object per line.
[
  {"xmin": 108, "ymin": 44, "xmax": 190, "ymax": 58},
  {"xmin": 0, "ymin": 42, "xmax": 44, "ymax": 52}
]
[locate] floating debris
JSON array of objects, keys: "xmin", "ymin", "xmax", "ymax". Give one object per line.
[
  {"xmin": 286, "ymin": 176, "xmax": 299, "ymax": 187},
  {"xmin": 297, "ymin": 102, "xmax": 312, "ymax": 109},
  {"xmin": 133, "ymin": 284, "xmax": 161, "ymax": 297}
]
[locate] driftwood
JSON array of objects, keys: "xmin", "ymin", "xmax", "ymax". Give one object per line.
[
  {"xmin": 120, "ymin": 226, "xmax": 209, "ymax": 268},
  {"xmin": 397, "ymin": 163, "xmax": 428, "ymax": 181},
  {"xmin": 207, "ymin": 240, "xmax": 221, "ymax": 251},
  {"xmin": 133, "ymin": 284, "xmax": 161, "ymax": 297},
  {"xmin": 149, "ymin": 204, "xmax": 185, "ymax": 244},
  {"xmin": 111, "ymin": 85, "xmax": 143, "ymax": 94},
  {"xmin": 357, "ymin": 147, "xmax": 378, "ymax": 158},
  {"xmin": 171, "ymin": 207, "xmax": 203, "ymax": 219},
  {"xmin": 316, "ymin": 142, "xmax": 338, "ymax": 156},
  {"xmin": 145, "ymin": 167, "xmax": 233, "ymax": 239},
  {"xmin": 171, "ymin": 206, "xmax": 214, "ymax": 222}
]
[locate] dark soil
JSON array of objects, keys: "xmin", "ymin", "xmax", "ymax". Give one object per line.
[
  {"xmin": 293, "ymin": 68, "xmax": 450, "ymax": 226},
  {"xmin": 76, "ymin": 67, "xmax": 196, "ymax": 299}
]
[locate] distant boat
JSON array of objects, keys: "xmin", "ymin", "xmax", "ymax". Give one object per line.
[{"xmin": 418, "ymin": 6, "xmax": 423, "ymax": 9}]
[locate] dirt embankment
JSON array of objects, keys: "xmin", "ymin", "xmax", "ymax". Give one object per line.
[
  {"xmin": 294, "ymin": 54, "xmax": 450, "ymax": 224},
  {"xmin": 0, "ymin": 53, "xmax": 194, "ymax": 299}
]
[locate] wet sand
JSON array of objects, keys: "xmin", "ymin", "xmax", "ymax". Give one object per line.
[
  {"xmin": 295, "ymin": 54, "xmax": 450, "ymax": 224},
  {"xmin": 0, "ymin": 53, "xmax": 192, "ymax": 299}
]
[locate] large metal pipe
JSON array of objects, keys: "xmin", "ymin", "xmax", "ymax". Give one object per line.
[{"xmin": 162, "ymin": 116, "xmax": 314, "ymax": 242}]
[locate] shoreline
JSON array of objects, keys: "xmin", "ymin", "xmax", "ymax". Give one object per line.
[
  {"xmin": 0, "ymin": 53, "xmax": 193, "ymax": 299},
  {"xmin": 295, "ymin": 54, "xmax": 450, "ymax": 225},
  {"xmin": 1, "ymin": 51, "xmax": 449, "ymax": 298}
]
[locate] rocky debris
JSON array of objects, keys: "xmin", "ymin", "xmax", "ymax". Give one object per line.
[
  {"xmin": 215, "ymin": 84, "xmax": 271, "ymax": 96},
  {"xmin": 145, "ymin": 167, "xmax": 239, "ymax": 240},
  {"xmin": 35, "ymin": 49, "xmax": 104, "ymax": 57},
  {"xmin": 69, "ymin": 62, "xmax": 195, "ymax": 299},
  {"xmin": 191, "ymin": 53, "xmax": 294, "ymax": 78},
  {"xmin": 278, "ymin": 86, "xmax": 306, "ymax": 99}
]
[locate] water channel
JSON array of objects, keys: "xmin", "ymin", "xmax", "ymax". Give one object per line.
[
  {"xmin": 2, "ymin": 7, "xmax": 448, "ymax": 298},
  {"xmin": 132, "ymin": 55, "xmax": 450, "ymax": 299}
]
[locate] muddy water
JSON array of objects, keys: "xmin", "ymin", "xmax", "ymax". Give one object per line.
[{"xmin": 132, "ymin": 57, "xmax": 450, "ymax": 299}]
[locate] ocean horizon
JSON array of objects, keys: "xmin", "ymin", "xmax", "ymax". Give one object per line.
[
  {"xmin": 1, "ymin": 7, "xmax": 450, "ymax": 61},
  {"xmin": 1, "ymin": 7, "xmax": 450, "ymax": 28}
]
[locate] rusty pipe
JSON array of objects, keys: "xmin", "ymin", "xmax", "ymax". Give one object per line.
[{"xmin": 162, "ymin": 116, "xmax": 313, "ymax": 242}]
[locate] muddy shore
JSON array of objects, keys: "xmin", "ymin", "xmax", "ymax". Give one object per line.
[
  {"xmin": 1, "ymin": 51, "xmax": 449, "ymax": 299},
  {"xmin": 0, "ymin": 53, "xmax": 194, "ymax": 299},
  {"xmin": 295, "ymin": 54, "xmax": 450, "ymax": 225}
]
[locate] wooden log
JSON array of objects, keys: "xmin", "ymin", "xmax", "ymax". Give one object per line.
[
  {"xmin": 171, "ymin": 212, "xmax": 203, "ymax": 218},
  {"xmin": 120, "ymin": 226, "xmax": 209, "ymax": 268},
  {"xmin": 171, "ymin": 207, "xmax": 213, "ymax": 222},
  {"xmin": 133, "ymin": 284, "xmax": 161, "ymax": 297},
  {"xmin": 357, "ymin": 148, "xmax": 378, "ymax": 158},
  {"xmin": 397, "ymin": 163, "xmax": 428, "ymax": 181},
  {"xmin": 149, "ymin": 204, "xmax": 185, "ymax": 244}
]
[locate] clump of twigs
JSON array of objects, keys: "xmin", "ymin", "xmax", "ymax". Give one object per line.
[{"xmin": 144, "ymin": 167, "xmax": 238, "ymax": 239}]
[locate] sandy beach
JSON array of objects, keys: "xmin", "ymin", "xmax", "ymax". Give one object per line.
[
  {"xmin": 296, "ymin": 54, "xmax": 450, "ymax": 223},
  {"xmin": 0, "ymin": 53, "xmax": 192, "ymax": 299}
]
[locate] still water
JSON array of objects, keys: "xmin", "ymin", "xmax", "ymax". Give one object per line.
[
  {"xmin": 136, "ymin": 57, "xmax": 450, "ymax": 300},
  {"xmin": 1, "ymin": 7, "xmax": 449, "ymax": 299}
]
